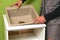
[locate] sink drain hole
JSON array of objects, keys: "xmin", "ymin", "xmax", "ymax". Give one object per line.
[{"xmin": 18, "ymin": 21, "xmax": 25, "ymax": 24}]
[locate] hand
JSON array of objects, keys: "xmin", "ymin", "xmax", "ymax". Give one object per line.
[
  {"xmin": 34, "ymin": 15, "xmax": 46, "ymax": 24},
  {"xmin": 48, "ymin": 38, "xmax": 53, "ymax": 40},
  {"xmin": 11, "ymin": 0, "xmax": 22, "ymax": 9}
]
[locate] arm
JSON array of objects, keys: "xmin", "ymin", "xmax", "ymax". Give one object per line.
[
  {"xmin": 11, "ymin": 0, "xmax": 27, "ymax": 9},
  {"xmin": 34, "ymin": 6, "xmax": 60, "ymax": 23},
  {"xmin": 44, "ymin": 6, "xmax": 60, "ymax": 21},
  {"xmin": 17, "ymin": 0, "xmax": 26, "ymax": 9}
]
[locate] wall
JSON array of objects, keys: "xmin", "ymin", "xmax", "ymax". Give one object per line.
[{"xmin": 0, "ymin": 0, "xmax": 42, "ymax": 40}]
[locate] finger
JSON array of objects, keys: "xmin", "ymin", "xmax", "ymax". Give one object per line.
[
  {"xmin": 38, "ymin": 18, "xmax": 43, "ymax": 24},
  {"xmin": 38, "ymin": 20, "xmax": 41, "ymax": 24},
  {"xmin": 39, "ymin": 20, "xmax": 44, "ymax": 24},
  {"xmin": 38, "ymin": 21, "xmax": 43, "ymax": 24},
  {"xmin": 17, "ymin": 1, "xmax": 22, "ymax": 7},
  {"xmin": 34, "ymin": 18, "xmax": 39, "ymax": 22},
  {"xmin": 17, "ymin": 5, "xmax": 21, "ymax": 10},
  {"xmin": 35, "ymin": 19, "xmax": 40, "ymax": 23},
  {"xmin": 38, "ymin": 19, "xmax": 43, "ymax": 24},
  {"xmin": 35, "ymin": 18, "xmax": 41, "ymax": 23}
]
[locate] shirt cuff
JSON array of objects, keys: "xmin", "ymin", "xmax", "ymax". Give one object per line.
[
  {"xmin": 44, "ymin": 6, "xmax": 60, "ymax": 21},
  {"xmin": 22, "ymin": 0, "xmax": 26, "ymax": 3}
]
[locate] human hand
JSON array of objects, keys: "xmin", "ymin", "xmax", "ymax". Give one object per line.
[
  {"xmin": 11, "ymin": 0, "xmax": 22, "ymax": 9},
  {"xmin": 34, "ymin": 15, "xmax": 46, "ymax": 24}
]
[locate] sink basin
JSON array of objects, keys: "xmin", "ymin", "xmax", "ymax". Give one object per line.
[{"xmin": 5, "ymin": 5, "xmax": 39, "ymax": 26}]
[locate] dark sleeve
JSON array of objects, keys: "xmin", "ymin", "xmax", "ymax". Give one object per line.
[
  {"xmin": 22, "ymin": 0, "xmax": 26, "ymax": 3},
  {"xmin": 44, "ymin": 6, "xmax": 60, "ymax": 21}
]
